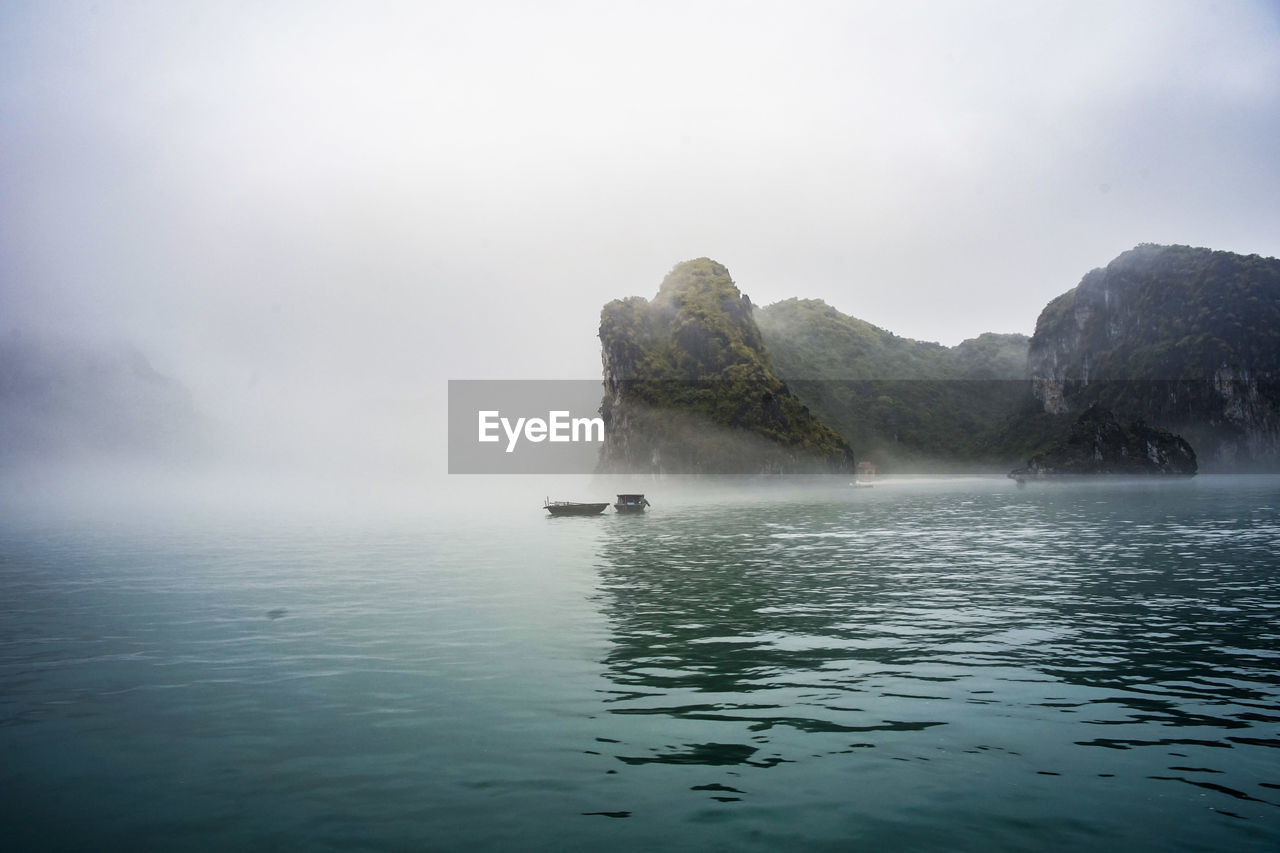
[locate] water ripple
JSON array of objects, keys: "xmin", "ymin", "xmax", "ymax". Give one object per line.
[
  {"xmin": 2, "ymin": 477, "xmax": 1278, "ymax": 850},
  {"xmin": 591, "ymin": 478, "xmax": 1280, "ymax": 847}
]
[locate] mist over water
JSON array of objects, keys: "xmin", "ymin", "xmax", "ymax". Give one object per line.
[
  {"xmin": 4, "ymin": 2, "xmax": 1280, "ymax": 848},
  {"xmin": 2, "ymin": 475, "xmax": 1277, "ymax": 850}
]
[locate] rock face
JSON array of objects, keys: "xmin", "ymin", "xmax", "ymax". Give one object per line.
[
  {"xmin": 1013, "ymin": 405, "xmax": 1197, "ymax": 477},
  {"xmin": 1028, "ymin": 244, "xmax": 1280, "ymax": 470},
  {"xmin": 598, "ymin": 259, "xmax": 853, "ymax": 474},
  {"xmin": 755, "ymin": 297, "xmax": 1031, "ymax": 470}
]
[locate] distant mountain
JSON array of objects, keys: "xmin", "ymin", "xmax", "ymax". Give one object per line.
[
  {"xmin": 1028, "ymin": 244, "xmax": 1280, "ymax": 470},
  {"xmin": 0, "ymin": 330, "xmax": 210, "ymax": 464},
  {"xmin": 597, "ymin": 259, "xmax": 853, "ymax": 474},
  {"xmin": 755, "ymin": 298, "xmax": 1030, "ymax": 470},
  {"xmin": 756, "ymin": 299, "xmax": 1028, "ymax": 381}
]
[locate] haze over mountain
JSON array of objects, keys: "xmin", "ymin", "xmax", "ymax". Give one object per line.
[
  {"xmin": 2, "ymin": 3, "xmax": 1278, "ymax": 486},
  {"xmin": 755, "ymin": 300, "xmax": 1030, "ymax": 469},
  {"xmin": 1028, "ymin": 244, "xmax": 1280, "ymax": 469},
  {"xmin": 8, "ymin": 239, "xmax": 1276, "ymax": 489},
  {"xmin": 0, "ymin": 330, "xmax": 210, "ymax": 466},
  {"xmin": 598, "ymin": 259, "xmax": 852, "ymax": 474},
  {"xmin": 595, "ymin": 244, "xmax": 1278, "ymax": 473}
]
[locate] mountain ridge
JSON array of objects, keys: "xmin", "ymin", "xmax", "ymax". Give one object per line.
[
  {"xmin": 596, "ymin": 259, "xmax": 854, "ymax": 474},
  {"xmin": 612, "ymin": 243, "xmax": 1277, "ymax": 473}
]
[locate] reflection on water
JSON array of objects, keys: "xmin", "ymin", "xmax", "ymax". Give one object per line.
[
  {"xmin": 2, "ymin": 477, "xmax": 1277, "ymax": 850},
  {"xmin": 591, "ymin": 478, "xmax": 1280, "ymax": 846}
]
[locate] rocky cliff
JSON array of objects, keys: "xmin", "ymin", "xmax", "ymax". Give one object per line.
[
  {"xmin": 1012, "ymin": 404, "xmax": 1197, "ymax": 477},
  {"xmin": 598, "ymin": 259, "xmax": 853, "ymax": 474},
  {"xmin": 1028, "ymin": 244, "xmax": 1280, "ymax": 470}
]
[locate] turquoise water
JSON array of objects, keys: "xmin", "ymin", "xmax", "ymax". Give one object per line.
[{"xmin": 2, "ymin": 476, "xmax": 1278, "ymax": 850}]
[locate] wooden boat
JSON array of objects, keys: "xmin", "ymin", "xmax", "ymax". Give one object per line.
[
  {"xmin": 613, "ymin": 494, "xmax": 650, "ymax": 513},
  {"xmin": 544, "ymin": 498, "xmax": 609, "ymax": 516}
]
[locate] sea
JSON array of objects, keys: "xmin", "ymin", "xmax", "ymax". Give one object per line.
[{"xmin": 2, "ymin": 474, "xmax": 1278, "ymax": 851}]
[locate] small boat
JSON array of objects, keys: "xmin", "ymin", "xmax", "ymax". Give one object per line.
[
  {"xmin": 613, "ymin": 494, "xmax": 650, "ymax": 513},
  {"xmin": 544, "ymin": 498, "xmax": 609, "ymax": 516}
]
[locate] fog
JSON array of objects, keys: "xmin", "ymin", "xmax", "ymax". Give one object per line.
[{"xmin": 3, "ymin": 1, "xmax": 1279, "ymax": 497}]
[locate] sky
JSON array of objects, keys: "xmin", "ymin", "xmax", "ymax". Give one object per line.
[{"xmin": 3, "ymin": 0, "xmax": 1279, "ymax": 473}]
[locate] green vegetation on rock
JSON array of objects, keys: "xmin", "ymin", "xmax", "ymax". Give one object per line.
[
  {"xmin": 1031, "ymin": 244, "xmax": 1280, "ymax": 381},
  {"xmin": 594, "ymin": 243, "xmax": 1279, "ymax": 474},
  {"xmin": 1029, "ymin": 244, "xmax": 1280, "ymax": 469},
  {"xmin": 598, "ymin": 259, "xmax": 853, "ymax": 474},
  {"xmin": 755, "ymin": 298, "xmax": 1031, "ymax": 470}
]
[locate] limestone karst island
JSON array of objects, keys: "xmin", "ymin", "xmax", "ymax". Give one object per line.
[{"xmin": 595, "ymin": 245, "xmax": 1280, "ymax": 475}]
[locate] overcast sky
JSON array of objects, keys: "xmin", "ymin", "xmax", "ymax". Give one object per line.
[{"xmin": 3, "ymin": 1, "xmax": 1279, "ymax": 469}]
